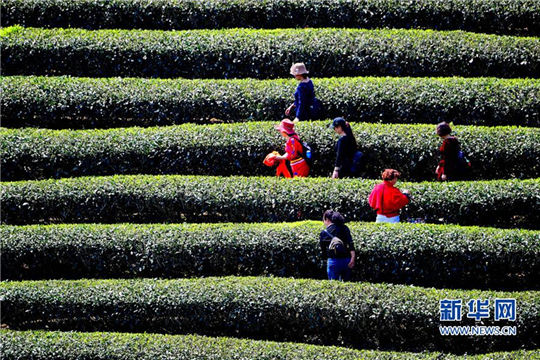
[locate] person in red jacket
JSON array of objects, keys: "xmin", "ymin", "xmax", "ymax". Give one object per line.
[
  {"xmin": 273, "ymin": 119, "xmax": 310, "ymax": 177},
  {"xmin": 368, "ymin": 169, "xmax": 410, "ymax": 223}
]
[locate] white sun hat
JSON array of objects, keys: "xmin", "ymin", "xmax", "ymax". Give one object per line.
[{"xmin": 290, "ymin": 63, "xmax": 309, "ymax": 76}]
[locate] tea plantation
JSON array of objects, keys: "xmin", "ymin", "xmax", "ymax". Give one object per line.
[{"xmin": 1, "ymin": 0, "xmax": 539, "ymax": 359}]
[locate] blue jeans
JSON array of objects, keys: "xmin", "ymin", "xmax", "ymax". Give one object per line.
[{"xmin": 327, "ymin": 257, "xmax": 351, "ymax": 281}]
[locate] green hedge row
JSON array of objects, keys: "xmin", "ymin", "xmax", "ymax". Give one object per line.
[
  {"xmin": 2, "ymin": 330, "xmax": 538, "ymax": 360},
  {"xmin": 2, "ymin": 0, "xmax": 539, "ymax": 35},
  {"xmin": 1, "ymin": 176, "xmax": 538, "ymax": 228},
  {"xmin": 2, "ymin": 122, "xmax": 538, "ymax": 181},
  {"xmin": 2, "ymin": 26, "xmax": 539, "ymax": 79},
  {"xmin": 3, "ymin": 76, "xmax": 539, "ymax": 128},
  {"xmin": 2, "ymin": 222, "xmax": 538, "ymax": 290},
  {"xmin": 1, "ymin": 277, "xmax": 538, "ymax": 353}
]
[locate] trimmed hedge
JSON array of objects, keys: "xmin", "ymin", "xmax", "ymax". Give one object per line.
[
  {"xmin": 0, "ymin": 277, "xmax": 538, "ymax": 353},
  {"xmin": 2, "ymin": 222, "xmax": 538, "ymax": 290},
  {"xmin": 2, "ymin": 76, "xmax": 539, "ymax": 128},
  {"xmin": 1, "ymin": 176, "xmax": 538, "ymax": 228},
  {"xmin": 2, "ymin": 0, "xmax": 539, "ymax": 35},
  {"xmin": 1, "ymin": 122, "xmax": 539, "ymax": 181},
  {"xmin": 2, "ymin": 27, "xmax": 539, "ymax": 79},
  {"xmin": 1, "ymin": 330, "xmax": 538, "ymax": 360}
]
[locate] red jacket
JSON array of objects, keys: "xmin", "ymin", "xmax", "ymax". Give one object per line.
[
  {"xmin": 285, "ymin": 135, "xmax": 304, "ymax": 161},
  {"xmin": 285, "ymin": 135, "xmax": 309, "ymax": 177},
  {"xmin": 368, "ymin": 181, "xmax": 409, "ymax": 217}
]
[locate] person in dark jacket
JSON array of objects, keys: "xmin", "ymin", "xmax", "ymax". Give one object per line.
[
  {"xmin": 435, "ymin": 122, "xmax": 467, "ymax": 181},
  {"xmin": 329, "ymin": 117, "xmax": 359, "ymax": 178},
  {"xmin": 320, "ymin": 210, "xmax": 356, "ymax": 281},
  {"xmin": 285, "ymin": 63, "xmax": 321, "ymax": 122}
]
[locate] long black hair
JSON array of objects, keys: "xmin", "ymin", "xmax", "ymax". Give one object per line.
[
  {"xmin": 342, "ymin": 121, "xmax": 358, "ymax": 149},
  {"xmin": 334, "ymin": 117, "xmax": 357, "ymax": 149}
]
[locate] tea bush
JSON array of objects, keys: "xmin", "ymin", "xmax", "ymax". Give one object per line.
[
  {"xmin": 2, "ymin": 76, "xmax": 538, "ymax": 128},
  {"xmin": 2, "ymin": 222, "xmax": 538, "ymax": 290},
  {"xmin": 1, "ymin": 122, "xmax": 538, "ymax": 181},
  {"xmin": 1, "ymin": 330, "xmax": 537, "ymax": 360},
  {"xmin": 3, "ymin": 27, "xmax": 539, "ymax": 78},
  {"xmin": 1, "ymin": 176, "xmax": 538, "ymax": 228},
  {"xmin": 1, "ymin": 277, "xmax": 538, "ymax": 353},
  {"xmin": 2, "ymin": 0, "xmax": 539, "ymax": 34}
]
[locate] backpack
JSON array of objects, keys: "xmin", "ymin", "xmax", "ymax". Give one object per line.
[
  {"xmin": 309, "ymin": 98, "xmax": 325, "ymax": 120},
  {"xmin": 350, "ymin": 150, "xmax": 365, "ymax": 175},
  {"xmin": 457, "ymin": 150, "xmax": 472, "ymax": 176},
  {"xmin": 324, "ymin": 230, "xmax": 348, "ymax": 257},
  {"xmin": 300, "ymin": 140, "xmax": 314, "ymax": 168}
]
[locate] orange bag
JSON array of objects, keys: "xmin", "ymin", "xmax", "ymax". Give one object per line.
[
  {"xmin": 263, "ymin": 151, "xmax": 279, "ymax": 167},
  {"xmin": 263, "ymin": 151, "xmax": 291, "ymax": 178}
]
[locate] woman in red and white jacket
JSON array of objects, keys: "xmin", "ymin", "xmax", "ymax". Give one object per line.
[{"xmin": 368, "ymin": 169, "xmax": 410, "ymax": 223}]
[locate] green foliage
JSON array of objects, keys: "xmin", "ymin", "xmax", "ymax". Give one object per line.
[
  {"xmin": 2, "ymin": 27, "xmax": 539, "ymax": 78},
  {"xmin": 2, "ymin": 330, "xmax": 538, "ymax": 360},
  {"xmin": 2, "ymin": 222, "xmax": 538, "ymax": 290},
  {"xmin": 1, "ymin": 277, "xmax": 538, "ymax": 353},
  {"xmin": 2, "ymin": 1, "xmax": 539, "ymax": 358},
  {"xmin": 1, "ymin": 175, "xmax": 538, "ymax": 228},
  {"xmin": 2, "ymin": 0, "xmax": 538, "ymax": 35},
  {"xmin": 2, "ymin": 76, "xmax": 539, "ymax": 128},
  {"xmin": 1, "ymin": 122, "xmax": 538, "ymax": 181},
  {"xmin": 0, "ymin": 25, "xmax": 22, "ymax": 37}
]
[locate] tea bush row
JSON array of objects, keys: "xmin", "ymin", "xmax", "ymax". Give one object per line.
[
  {"xmin": 1, "ymin": 175, "xmax": 538, "ymax": 228},
  {"xmin": 1, "ymin": 330, "xmax": 537, "ymax": 360},
  {"xmin": 2, "ymin": 222, "xmax": 538, "ymax": 289},
  {"xmin": 2, "ymin": 0, "xmax": 539, "ymax": 34},
  {"xmin": 2, "ymin": 122, "xmax": 538, "ymax": 181},
  {"xmin": 1, "ymin": 277, "xmax": 538, "ymax": 353},
  {"xmin": 2, "ymin": 26, "xmax": 539, "ymax": 79},
  {"xmin": 3, "ymin": 76, "xmax": 539, "ymax": 128}
]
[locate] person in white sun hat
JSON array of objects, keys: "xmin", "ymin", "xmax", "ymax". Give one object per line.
[{"xmin": 285, "ymin": 63, "xmax": 323, "ymax": 123}]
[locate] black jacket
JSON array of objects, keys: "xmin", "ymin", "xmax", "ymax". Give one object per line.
[
  {"xmin": 335, "ymin": 135, "xmax": 357, "ymax": 176},
  {"xmin": 319, "ymin": 223, "xmax": 355, "ymax": 259}
]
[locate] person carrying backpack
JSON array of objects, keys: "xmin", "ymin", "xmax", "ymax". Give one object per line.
[
  {"xmin": 329, "ymin": 117, "xmax": 364, "ymax": 178},
  {"xmin": 320, "ymin": 210, "xmax": 356, "ymax": 281},
  {"xmin": 285, "ymin": 63, "xmax": 323, "ymax": 122},
  {"xmin": 368, "ymin": 169, "xmax": 410, "ymax": 223},
  {"xmin": 273, "ymin": 119, "xmax": 310, "ymax": 177},
  {"xmin": 435, "ymin": 122, "xmax": 471, "ymax": 181}
]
